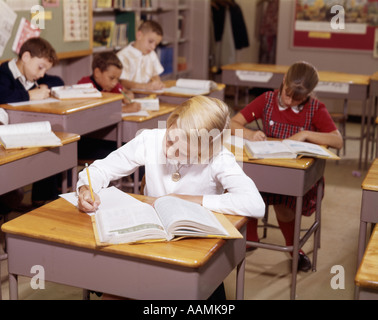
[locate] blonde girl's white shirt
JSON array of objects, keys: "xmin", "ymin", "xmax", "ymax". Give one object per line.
[
  {"xmin": 77, "ymin": 129, "xmax": 265, "ymax": 218},
  {"xmin": 117, "ymin": 42, "xmax": 164, "ymax": 83}
]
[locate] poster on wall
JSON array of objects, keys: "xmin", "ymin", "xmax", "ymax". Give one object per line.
[
  {"xmin": 293, "ymin": 0, "xmax": 378, "ymax": 51},
  {"xmin": 63, "ymin": 0, "xmax": 89, "ymax": 42}
]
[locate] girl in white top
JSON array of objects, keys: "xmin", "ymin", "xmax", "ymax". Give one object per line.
[{"xmin": 77, "ymin": 96, "xmax": 265, "ymax": 218}]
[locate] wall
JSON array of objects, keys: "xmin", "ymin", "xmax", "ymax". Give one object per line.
[
  {"xmin": 276, "ymin": 0, "xmax": 378, "ymax": 75},
  {"xmin": 235, "ymin": 0, "xmax": 260, "ymax": 63}
]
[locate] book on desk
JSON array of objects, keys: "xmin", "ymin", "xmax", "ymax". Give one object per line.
[
  {"xmin": 164, "ymin": 78, "xmax": 217, "ymax": 96},
  {"xmin": 244, "ymin": 139, "xmax": 340, "ymax": 160},
  {"xmin": 0, "ymin": 121, "xmax": 62, "ymax": 149},
  {"xmin": 51, "ymin": 83, "xmax": 102, "ymax": 99},
  {"xmin": 93, "ymin": 189, "xmax": 241, "ymax": 245},
  {"xmin": 60, "ymin": 186, "xmax": 242, "ymax": 245}
]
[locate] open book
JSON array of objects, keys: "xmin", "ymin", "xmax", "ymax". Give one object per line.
[
  {"xmin": 244, "ymin": 139, "xmax": 339, "ymax": 160},
  {"xmin": 86, "ymin": 188, "xmax": 241, "ymax": 245},
  {"xmin": 131, "ymin": 98, "xmax": 159, "ymax": 111},
  {"xmin": 0, "ymin": 121, "xmax": 62, "ymax": 149},
  {"xmin": 164, "ymin": 78, "xmax": 217, "ymax": 96},
  {"xmin": 51, "ymin": 84, "xmax": 102, "ymax": 99}
]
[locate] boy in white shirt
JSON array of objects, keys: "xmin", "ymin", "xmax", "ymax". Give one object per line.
[{"xmin": 117, "ymin": 20, "xmax": 165, "ymax": 91}]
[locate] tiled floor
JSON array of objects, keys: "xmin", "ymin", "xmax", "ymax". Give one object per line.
[{"xmin": 0, "ymin": 121, "xmax": 375, "ymax": 300}]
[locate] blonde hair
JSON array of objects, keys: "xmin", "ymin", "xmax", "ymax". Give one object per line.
[
  {"xmin": 166, "ymin": 96, "xmax": 230, "ymax": 163},
  {"xmin": 282, "ymin": 61, "xmax": 319, "ymax": 101}
]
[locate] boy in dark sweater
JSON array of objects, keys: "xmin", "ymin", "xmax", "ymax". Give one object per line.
[
  {"xmin": 0, "ymin": 37, "xmax": 63, "ymax": 104},
  {"xmin": 0, "ymin": 37, "xmax": 64, "ymax": 206}
]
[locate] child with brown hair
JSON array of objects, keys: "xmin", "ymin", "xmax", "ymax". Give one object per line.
[
  {"xmin": 78, "ymin": 51, "xmax": 140, "ymax": 113},
  {"xmin": 231, "ymin": 61, "xmax": 343, "ymax": 271},
  {"xmin": 117, "ymin": 20, "xmax": 165, "ymax": 91},
  {"xmin": 0, "ymin": 37, "xmax": 63, "ymax": 103}
]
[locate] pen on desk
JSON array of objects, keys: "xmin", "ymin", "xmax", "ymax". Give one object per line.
[
  {"xmin": 252, "ymin": 112, "xmax": 262, "ymax": 131},
  {"xmin": 85, "ymin": 163, "xmax": 95, "ymax": 202}
]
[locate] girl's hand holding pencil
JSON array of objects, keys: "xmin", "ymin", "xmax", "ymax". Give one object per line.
[
  {"xmin": 251, "ymin": 112, "xmax": 267, "ymax": 141},
  {"xmin": 77, "ymin": 163, "xmax": 101, "ymax": 213}
]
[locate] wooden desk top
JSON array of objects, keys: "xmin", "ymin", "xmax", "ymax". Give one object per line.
[
  {"xmin": 221, "ymin": 63, "xmax": 289, "ymax": 74},
  {"xmin": 362, "ymin": 159, "xmax": 378, "ymax": 191},
  {"xmin": 371, "ymin": 72, "xmax": 378, "ymax": 82},
  {"xmin": 132, "ymin": 80, "xmax": 225, "ymax": 97},
  {"xmin": 0, "ymin": 132, "xmax": 80, "ymax": 166},
  {"xmin": 221, "ymin": 63, "xmax": 370, "ymax": 85},
  {"xmin": 122, "ymin": 103, "xmax": 178, "ymax": 122},
  {"xmin": 226, "ymin": 144, "xmax": 315, "ymax": 170},
  {"xmin": 0, "ymin": 93, "xmax": 123, "ymax": 115},
  {"xmin": 1, "ymin": 196, "xmax": 247, "ymax": 268},
  {"xmin": 355, "ymin": 224, "xmax": 378, "ymax": 290},
  {"xmin": 317, "ymin": 71, "xmax": 370, "ymax": 85}
]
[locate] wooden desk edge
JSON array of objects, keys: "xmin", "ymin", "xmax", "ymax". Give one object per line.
[
  {"xmin": 1, "ymin": 196, "xmax": 248, "ymax": 269},
  {"xmin": 0, "ymin": 93, "xmax": 123, "ymax": 115},
  {"xmin": 361, "ymin": 159, "xmax": 378, "ymax": 191},
  {"xmin": 0, "ymin": 132, "xmax": 80, "ymax": 166},
  {"xmin": 355, "ymin": 225, "xmax": 378, "ymax": 290},
  {"xmin": 122, "ymin": 104, "xmax": 178, "ymax": 122}
]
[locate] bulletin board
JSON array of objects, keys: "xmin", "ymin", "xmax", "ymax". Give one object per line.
[
  {"xmin": 0, "ymin": 0, "xmax": 93, "ymax": 62},
  {"xmin": 293, "ymin": 0, "xmax": 378, "ymax": 51}
]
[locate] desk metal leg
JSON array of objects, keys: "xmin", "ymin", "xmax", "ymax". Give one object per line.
[
  {"xmin": 361, "ymin": 99, "xmax": 367, "ymax": 170},
  {"xmin": 61, "ymin": 171, "xmax": 68, "ymax": 194},
  {"xmin": 312, "ymin": 179, "xmax": 323, "ymax": 271},
  {"xmin": 116, "ymin": 122, "xmax": 122, "ymax": 149},
  {"xmin": 9, "ymin": 273, "xmax": 18, "ymax": 300},
  {"xmin": 235, "ymin": 258, "xmax": 245, "ymax": 300},
  {"xmin": 291, "ymin": 196, "xmax": 303, "ymax": 300}
]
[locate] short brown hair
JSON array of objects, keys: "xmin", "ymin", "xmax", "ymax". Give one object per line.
[
  {"xmin": 282, "ymin": 61, "xmax": 319, "ymax": 101},
  {"xmin": 138, "ymin": 20, "xmax": 163, "ymax": 36},
  {"xmin": 18, "ymin": 37, "xmax": 58, "ymax": 66},
  {"xmin": 92, "ymin": 52, "xmax": 122, "ymax": 72}
]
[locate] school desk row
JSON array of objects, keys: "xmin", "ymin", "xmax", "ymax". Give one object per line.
[
  {"xmin": 222, "ymin": 64, "xmax": 378, "ymax": 170},
  {"xmin": 0, "ymin": 83, "xmax": 329, "ymax": 299},
  {"xmin": 355, "ymin": 158, "xmax": 378, "ymax": 300}
]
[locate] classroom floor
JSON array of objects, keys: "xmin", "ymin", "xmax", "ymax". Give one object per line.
[{"xmin": 0, "ymin": 120, "xmax": 375, "ymax": 300}]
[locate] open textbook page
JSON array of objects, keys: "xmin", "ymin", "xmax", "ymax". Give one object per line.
[
  {"xmin": 131, "ymin": 98, "xmax": 159, "ymax": 110},
  {"xmin": 153, "ymin": 196, "xmax": 229, "ymax": 239},
  {"xmin": 164, "ymin": 78, "xmax": 217, "ymax": 96},
  {"xmin": 61, "ymin": 187, "xmax": 241, "ymax": 245},
  {"xmin": 244, "ymin": 139, "xmax": 338, "ymax": 159},
  {"xmin": 0, "ymin": 121, "xmax": 62, "ymax": 149}
]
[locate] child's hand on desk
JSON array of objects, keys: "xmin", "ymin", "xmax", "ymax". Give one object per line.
[
  {"xmin": 288, "ymin": 130, "xmax": 308, "ymax": 141},
  {"xmin": 252, "ymin": 130, "xmax": 267, "ymax": 141},
  {"xmin": 146, "ymin": 79, "xmax": 165, "ymax": 91},
  {"xmin": 78, "ymin": 185, "xmax": 101, "ymax": 213},
  {"xmin": 122, "ymin": 102, "xmax": 141, "ymax": 113},
  {"xmin": 29, "ymin": 85, "xmax": 50, "ymax": 100}
]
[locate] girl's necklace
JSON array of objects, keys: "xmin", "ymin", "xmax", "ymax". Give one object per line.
[{"xmin": 172, "ymin": 163, "xmax": 183, "ymax": 182}]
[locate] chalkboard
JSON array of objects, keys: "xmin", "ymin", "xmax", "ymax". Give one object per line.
[{"xmin": 0, "ymin": 0, "xmax": 92, "ymax": 62}]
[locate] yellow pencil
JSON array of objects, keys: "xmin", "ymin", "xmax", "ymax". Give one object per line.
[{"xmin": 85, "ymin": 163, "xmax": 95, "ymax": 202}]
